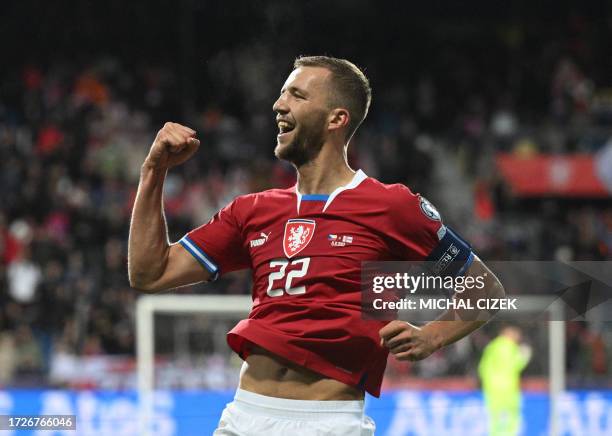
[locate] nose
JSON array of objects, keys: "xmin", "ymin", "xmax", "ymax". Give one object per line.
[{"xmin": 273, "ymin": 93, "xmax": 288, "ymax": 114}]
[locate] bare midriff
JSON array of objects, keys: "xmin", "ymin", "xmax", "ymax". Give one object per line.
[{"xmin": 238, "ymin": 345, "xmax": 364, "ymax": 401}]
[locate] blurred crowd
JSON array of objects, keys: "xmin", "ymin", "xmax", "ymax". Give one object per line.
[{"xmin": 1, "ymin": 19, "xmax": 611, "ymax": 388}]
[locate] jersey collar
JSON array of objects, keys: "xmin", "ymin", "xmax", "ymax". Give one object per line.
[{"xmin": 295, "ymin": 169, "xmax": 368, "ymax": 213}]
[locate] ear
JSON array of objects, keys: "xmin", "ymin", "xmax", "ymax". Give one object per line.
[{"xmin": 327, "ymin": 108, "xmax": 350, "ymax": 133}]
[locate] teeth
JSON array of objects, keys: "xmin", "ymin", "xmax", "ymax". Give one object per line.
[{"xmin": 278, "ymin": 121, "xmax": 294, "ymax": 133}]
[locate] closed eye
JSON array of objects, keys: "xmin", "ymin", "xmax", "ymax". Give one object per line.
[{"xmin": 280, "ymin": 86, "xmax": 308, "ymax": 100}]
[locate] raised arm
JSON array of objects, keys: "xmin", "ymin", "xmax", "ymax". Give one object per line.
[{"xmin": 128, "ymin": 122, "xmax": 210, "ymax": 292}]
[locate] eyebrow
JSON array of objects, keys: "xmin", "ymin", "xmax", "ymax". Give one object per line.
[{"xmin": 280, "ymin": 86, "xmax": 308, "ymax": 97}]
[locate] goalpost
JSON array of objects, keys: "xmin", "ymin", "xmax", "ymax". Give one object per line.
[
  {"xmin": 136, "ymin": 294, "xmax": 565, "ymax": 435},
  {"xmin": 136, "ymin": 295, "xmax": 252, "ymax": 436}
]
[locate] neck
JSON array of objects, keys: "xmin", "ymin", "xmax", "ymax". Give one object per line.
[{"xmin": 295, "ymin": 143, "xmax": 355, "ymax": 195}]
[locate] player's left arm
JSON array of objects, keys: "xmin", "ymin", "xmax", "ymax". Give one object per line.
[{"xmin": 380, "ymin": 255, "xmax": 504, "ymax": 361}]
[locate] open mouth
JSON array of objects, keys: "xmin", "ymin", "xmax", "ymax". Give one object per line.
[{"xmin": 277, "ymin": 120, "xmax": 295, "ymax": 137}]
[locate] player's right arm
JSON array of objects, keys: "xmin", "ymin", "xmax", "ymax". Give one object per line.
[{"xmin": 128, "ymin": 122, "xmax": 210, "ymax": 293}]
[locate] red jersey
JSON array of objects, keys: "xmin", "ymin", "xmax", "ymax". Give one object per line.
[{"xmin": 180, "ymin": 170, "xmax": 472, "ymax": 397}]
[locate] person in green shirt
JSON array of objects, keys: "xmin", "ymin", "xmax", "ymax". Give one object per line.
[{"xmin": 478, "ymin": 326, "xmax": 532, "ymax": 436}]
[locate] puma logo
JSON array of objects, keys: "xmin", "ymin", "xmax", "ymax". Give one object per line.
[{"xmin": 250, "ymin": 232, "xmax": 271, "ymax": 248}]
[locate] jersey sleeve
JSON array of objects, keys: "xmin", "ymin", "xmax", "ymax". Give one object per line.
[
  {"xmin": 179, "ymin": 197, "xmax": 250, "ymax": 280},
  {"xmin": 387, "ymin": 185, "xmax": 474, "ymax": 276}
]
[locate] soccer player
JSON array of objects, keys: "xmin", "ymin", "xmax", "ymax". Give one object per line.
[
  {"xmin": 479, "ymin": 326, "xmax": 532, "ymax": 436},
  {"xmin": 128, "ymin": 56, "xmax": 504, "ymax": 435}
]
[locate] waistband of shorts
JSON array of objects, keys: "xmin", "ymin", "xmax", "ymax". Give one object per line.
[{"xmin": 233, "ymin": 388, "xmax": 364, "ymax": 420}]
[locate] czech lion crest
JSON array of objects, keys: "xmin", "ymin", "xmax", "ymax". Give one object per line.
[{"xmin": 283, "ymin": 219, "xmax": 316, "ymax": 258}]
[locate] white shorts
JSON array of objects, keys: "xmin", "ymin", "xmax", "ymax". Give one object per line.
[{"xmin": 213, "ymin": 389, "xmax": 376, "ymax": 436}]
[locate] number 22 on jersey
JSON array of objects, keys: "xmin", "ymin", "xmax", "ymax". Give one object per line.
[{"xmin": 266, "ymin": 257, "xmax": 311, "ymax": 297}]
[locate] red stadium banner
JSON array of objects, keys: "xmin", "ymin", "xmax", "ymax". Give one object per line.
[{"xmin": 496, "ymin": 153, "xmax": 610, "ymax": 197}]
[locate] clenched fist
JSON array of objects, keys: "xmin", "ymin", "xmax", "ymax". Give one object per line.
[
  {"xmin": 144, "ymin": 122, "xmax": 200, "ymax": 170},
  {"xmin": 379, "ymin": 320, "xmax": 441, "ymax": 361}
]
